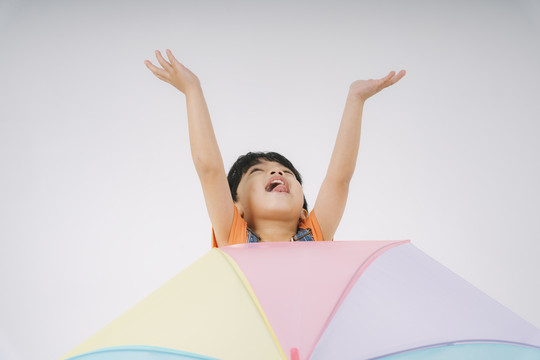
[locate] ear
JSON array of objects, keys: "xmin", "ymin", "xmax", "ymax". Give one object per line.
[
  {"xmin": 235, "ymin": 203, "xmax": 245, "ymax": 218},
  {"xmin": 299, "ymin": 208, "xmax": 308, "ymax": 222}
]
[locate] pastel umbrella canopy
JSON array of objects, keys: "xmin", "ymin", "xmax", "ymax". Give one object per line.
[{"xmin": 61, "ymin": 241, "xmax": 540, "ymax": 360}]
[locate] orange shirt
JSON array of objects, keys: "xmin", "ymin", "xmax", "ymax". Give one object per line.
[{"xmin": 212, "ymin": 206, "xmax": 327, "ymax": 248}]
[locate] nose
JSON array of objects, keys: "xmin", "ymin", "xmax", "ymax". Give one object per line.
[{"xmin": 270, "ymin": 169, "xmax": 283, "ymax": 176}]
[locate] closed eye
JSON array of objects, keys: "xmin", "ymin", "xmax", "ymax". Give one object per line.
[
  {"xmin": 249, "ymin": 168, "xmax": 262, "ymax": 174},
  {"xmin": 284, "ymin": 170, "xmax": 293, "ymax": 175}
]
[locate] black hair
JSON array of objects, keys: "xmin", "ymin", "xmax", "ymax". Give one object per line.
[{"xmin": 227, "ymin": 151, "xmax": 308, "ymax": 212}]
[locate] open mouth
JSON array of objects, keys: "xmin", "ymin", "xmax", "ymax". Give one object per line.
[{"xmin": 265, "ymin": 177, "xmax": 289, "ymax": 193}]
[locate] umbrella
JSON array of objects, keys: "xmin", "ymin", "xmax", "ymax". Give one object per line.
[{"xmin": 61, "ymin": 240, "xmax": 540, "ymax": 359}]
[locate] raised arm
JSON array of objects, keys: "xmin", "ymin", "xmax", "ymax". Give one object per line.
[
  {"xmin": 145, "ymin": 50, "xmax": 234, "ymax": 247},
  {"xmin": 313, "ymin": 70, "xmax": 406, "ymax": 241}
]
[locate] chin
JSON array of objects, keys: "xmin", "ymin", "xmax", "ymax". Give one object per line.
[{"xmin": 260, "ymin": 204, "xmax": 301, "ymax": 219}]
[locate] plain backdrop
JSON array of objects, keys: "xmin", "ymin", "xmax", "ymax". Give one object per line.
[{"xmin": 1, "ymin": 0, "xmax": 539, "ymax": 359}]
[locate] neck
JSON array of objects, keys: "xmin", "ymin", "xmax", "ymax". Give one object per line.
[{"xmin": 249, "ymin": 218, "xmax": 298, "ymax": 242}]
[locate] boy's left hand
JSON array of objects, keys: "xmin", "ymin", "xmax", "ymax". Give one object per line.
[{"xmin": 349, "ymin": 70, "xmax": 406, "ymax": 102}]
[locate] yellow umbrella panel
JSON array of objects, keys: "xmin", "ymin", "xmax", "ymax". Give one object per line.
[{"xmin": 61, "ymin": 249, "xmax": 286, "ymax": 360}]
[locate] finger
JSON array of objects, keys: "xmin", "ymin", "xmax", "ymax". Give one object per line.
[
  {"xmin": 372, "ymin": 71, "xmax": 395, "ymax": 91},
  {"xmin": 379, "ymin": 71, "xmax": 395, "ymax": 83},
  {"xmin": 374, "ymin": 71, "xmax": 395, "ymax": 88},
  {"xmin": 384, "ymin": 71, "xmax": 396, "ymax": 80},
  {"xmin": 144, "ymin": 59, "xmax": 169, "ymax": 79},
  {"xmin": 155, "ymin": 50, "xmax": 173, "ymax": 72},
  {"xmin": 379, "ymin": 69, "xmax": 405, "ymax": 90},
  {"xmin": 387, "ymin": 69, "xmax": 406, "ymax": 86},
  {"xmin": 166, "ymin": 49, "xmax": 182, "ymax": 66}
]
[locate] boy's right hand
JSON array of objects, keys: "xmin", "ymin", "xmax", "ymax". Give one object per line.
[{"xmin": 144, "ymin": 49, "xmax": 201, "ymax": 95}]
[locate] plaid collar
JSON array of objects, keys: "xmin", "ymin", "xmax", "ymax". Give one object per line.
[{"xmin": 246, "ymin": 227, "xmax": 313, "ymax": 243}]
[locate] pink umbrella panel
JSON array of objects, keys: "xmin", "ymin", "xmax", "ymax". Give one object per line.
[{"xmin": 62, "ymin": 240, "xmax": 540, "ymax": 360}]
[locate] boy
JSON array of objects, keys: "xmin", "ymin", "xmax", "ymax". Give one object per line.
[{"xmin": 144, "ymin": 49, "xmax": 405, "ymax": 248}]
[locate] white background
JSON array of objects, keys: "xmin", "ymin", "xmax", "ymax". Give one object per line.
[{"xmin": 1, "ymin": 0, "xmax": 539, "ymax": 359}]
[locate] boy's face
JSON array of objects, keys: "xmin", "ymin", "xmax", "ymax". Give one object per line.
[{"xmin": 235, "ymin": 160, "xmax": 306, "ymax": 224}]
